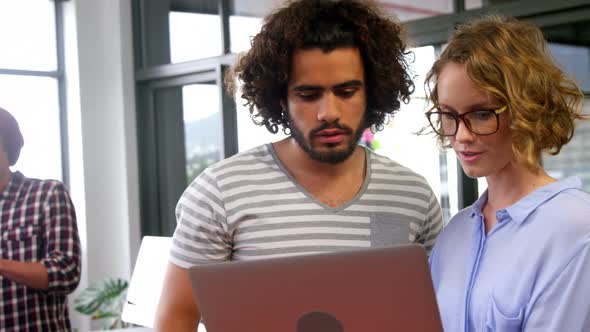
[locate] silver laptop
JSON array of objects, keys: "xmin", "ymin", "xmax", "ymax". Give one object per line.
[
  {"xmin": 189, "ymin": 244, "xmax": 443, "ymax": 332},
  {"xmin": 122, "ymin": 236, "xmax": 208, "ymax": 331},
  {"xmin": 122, "ymin": 236, "xmax": 172, "ymax": 328}
]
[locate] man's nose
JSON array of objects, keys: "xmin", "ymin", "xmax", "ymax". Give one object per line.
[{"xmin": 317, "ymin": 93, "xmax": 341, "ymax": 123}]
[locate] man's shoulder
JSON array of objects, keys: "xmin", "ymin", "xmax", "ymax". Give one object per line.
[
  {"xmin": 14, "ymin": 172, "xmax": 66, "ymax": 193},
  {"xmin": 189, "ymin": 144, "xmax": 276, "ymax": 185},
  {"xmin": 178, "ymin": 144, "xmax": 278, "ymax": 210},
  {"xmin": 209, "ymin": 143, "xmax": 271, "ymax": 169},
  {"xmin": 368, "ymin": 150, "xmax": 429, "ymax": 185}
]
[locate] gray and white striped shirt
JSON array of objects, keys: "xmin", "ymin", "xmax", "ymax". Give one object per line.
[{"xmin": 170, "ymin": 144, "xmax": 442, "ymax": 268}]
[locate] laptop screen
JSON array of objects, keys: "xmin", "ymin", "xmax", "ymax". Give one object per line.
[{"xmin": 121, "ymin": 236, "xmax": 171, "ymax": 328}]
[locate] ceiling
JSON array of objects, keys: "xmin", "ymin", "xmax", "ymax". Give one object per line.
[
  {"xmin": 229, "ymin": 0, "xmax": 484, "ymax": 21},
  {"xmin": 172, "ymin": 0, "xmax": 492, "ymax": 22}
]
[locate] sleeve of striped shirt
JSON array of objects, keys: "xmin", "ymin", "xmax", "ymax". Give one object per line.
[
  {"xmin": 41, "ymin": 182, "xmax": 82, "ymax": 294},
  {"xmin": 417, "ymin": 186, "xmax": 443, "ymax": 255},
  {"xmin": 169, "ymin": 168, "xmax": 232, "ymax": 269}
]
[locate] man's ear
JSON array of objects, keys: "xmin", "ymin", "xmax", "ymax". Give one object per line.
[{"xmin": 280, "ymin": 100, "xmax": 286, "ymax": 112}]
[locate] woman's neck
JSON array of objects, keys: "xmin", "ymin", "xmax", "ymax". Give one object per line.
[{"xmin": 484, "ymin": 162, "xmax": 555, "ymax": 212}]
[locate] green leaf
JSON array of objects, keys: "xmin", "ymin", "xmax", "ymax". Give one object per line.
[
  {"xmin": 74, "ymin": 278, "xmax": 128, "ymax": 317},
  {"xmin": 92, "ymin": 312, "xmax": 120, "ymax": 320}
]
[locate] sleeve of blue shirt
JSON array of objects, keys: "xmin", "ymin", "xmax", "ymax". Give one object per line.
[{"xmin": 523, "ymin": 241, "xmax": 590, "ymax": 331}]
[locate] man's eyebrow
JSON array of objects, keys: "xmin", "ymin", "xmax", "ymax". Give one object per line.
[
  {"xmin": 333, "ymin": 80, "xmax": 363, "ymax": 89},
  {"xmin": 291, "ymin": 80, "xmax": 364, "ymax": 92},
  {"xmin": 292, "ymin": 85, "xmax": 322, "ymax": 92}
]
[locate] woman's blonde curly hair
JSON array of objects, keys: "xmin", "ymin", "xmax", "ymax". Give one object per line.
[{"xmin": 426, "ymin": 15, "xmax": 585, "ymax": 172}]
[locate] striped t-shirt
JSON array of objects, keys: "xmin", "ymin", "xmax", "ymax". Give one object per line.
[{"xmin": 170, "ymin": 144, "xmax": 443, "ymax": 268}]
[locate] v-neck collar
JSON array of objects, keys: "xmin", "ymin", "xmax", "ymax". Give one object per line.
[{"xmin": 267, "ymin": 143, "xmax": 372, "ymax": 213}]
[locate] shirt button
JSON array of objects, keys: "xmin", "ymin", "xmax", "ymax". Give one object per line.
[{"xmin": 496, "ymin": 210, "xmax": 508, "ymax": 222}]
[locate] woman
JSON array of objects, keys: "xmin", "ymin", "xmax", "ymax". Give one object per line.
[{"xmin": 426, "ymin": 16, "xmax": 590, "ymax": 331}]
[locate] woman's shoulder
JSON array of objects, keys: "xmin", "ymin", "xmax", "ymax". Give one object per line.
[
  {"xmin": 541, "ymin": 187, "xmax": 590, "ymax": 229},
  {"xmin": 446, "ymin": 207, "xmax": 475, "ymax": 228},
  {"xmin": 434, "ymin": 207, "xmax": 476, "ymax": 245},
  {"xmin": 527, "ymin": 187, "xmax": 590, "ymax": 256}
]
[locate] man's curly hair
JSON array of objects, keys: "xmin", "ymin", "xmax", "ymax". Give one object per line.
[{"xmin": 227, "ymin": 0, "xmax": 415, "ymax": 134}]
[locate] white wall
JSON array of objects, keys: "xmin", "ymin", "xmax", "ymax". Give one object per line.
[{"xmin": 64, "ymin": 0, "xmax": 141, "ymax": 330}]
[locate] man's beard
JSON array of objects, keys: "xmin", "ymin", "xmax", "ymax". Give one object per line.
[{"xmin": 288, "ymin": 117, "xmax": 366, "ymax": 164}]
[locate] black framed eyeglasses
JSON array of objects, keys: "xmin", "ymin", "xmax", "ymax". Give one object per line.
[{"xmin": 425, "ymin": 105, "xmax": 507, "ymax": 136}]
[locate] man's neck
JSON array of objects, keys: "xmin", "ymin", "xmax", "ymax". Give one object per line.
[
  {"xmin": 272, "ymin": 139, "xmax": 367, "ymax": 208},
  {"xmin": 273, "ymin": 138, "xmax": 365, "ymax": 179},
  {"xmin": 0, "ymin": 169, "xmax": 13, "ymax": 193}
]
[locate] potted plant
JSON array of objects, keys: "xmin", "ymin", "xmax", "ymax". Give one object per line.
[{"xmin": 74, "ymin": 278, "xmax": 132, "ymax": 330}]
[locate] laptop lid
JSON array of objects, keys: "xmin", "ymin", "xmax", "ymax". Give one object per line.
[
  {"xmin": 122, "ymin": 236, "xmax": 171, "ymax": 328},
  {"xmin": 189, "ymin": 244, "xmax": 443, "ymax": 332}
]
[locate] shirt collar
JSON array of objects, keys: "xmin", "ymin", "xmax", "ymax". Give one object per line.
[
  {"xmin": 470, "ymin": 190, "xmax": 488, "ymax": 218},
  {"xmin": 0, "ymin": 171, "xmax": 25, "ymax": 200},
  {"xmin": 507, "ymin": 176, "xmax": 582, "ymax": 224},
  {"xmin": 470, "ymin": 176, "xmax": 582, "ymax": 224}
]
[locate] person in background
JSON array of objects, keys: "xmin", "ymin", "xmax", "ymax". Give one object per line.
[
  {"xmin": 0, "ymin": 107, "xmax": 81, "ymax": 331},
  {"xmin": 155, "ymin": 0, "xmax": 443, "ymax": 330},
  {"xmin": 426, "ymin": 16, "xmax": 590, "ymax": 331}
]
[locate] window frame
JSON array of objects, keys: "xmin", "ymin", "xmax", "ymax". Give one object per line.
[
  {"xmin": 0, "ymin": 0, "xmax": 69, "ymax": 185},
  {"xmin": 133, "ymin": 0, "xmax": 590, "ymax": 236}
]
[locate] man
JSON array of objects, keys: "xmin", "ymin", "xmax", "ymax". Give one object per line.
[
  {"xmin": 0, "ymin": 108, "xmax": 81, "ymax": 331},
  {"xmin": 155, "ymin": 0, "xmax": 443, "ymax": 330}
]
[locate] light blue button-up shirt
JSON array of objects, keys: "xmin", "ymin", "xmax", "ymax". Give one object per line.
[{"xmin": 429, "ymin": 177, "xmax": 590, "ymax": 331}]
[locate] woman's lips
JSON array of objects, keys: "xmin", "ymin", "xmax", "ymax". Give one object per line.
[{"xmin": 459, "ymin": 151, "xmax": 483, "ymax": 163}]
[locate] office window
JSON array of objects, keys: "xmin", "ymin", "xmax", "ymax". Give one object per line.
[
  {"xmin": 0, "ymin": 76, "xmax": 62, "ymax": 181},
  {"xmin": 229, "ymin": 15, "xmax": 262, "ymax": 54},
  {"xmin": 0, "ymin": 0, "xmax": 63, "ymax": 181},
  {"xmin": 549, "ymin": 43, "xmax": 590, "ymax": 93},
  {"xmin": 0, "ymin": 0, "xmax": 57, "ymax": 71},
  {"xmin": 182, "ymin": 84, "xmax": 223, "ymax": 182},
  {"xmin": 545, "ymin": 41, "xmax": 590, "ymax": 189},
  {"xmin": 372, "ymin": 46, "xmax": 455, "ymax": 220},
  {"xmin": 379, "ymin": 0, "xmax": 454, "ymax": 20},
  {"xmin": 229, "ymin": 0, "xmax": 455, "ymax": 23},
  {"xmin": 236, "ymin": 82, "xmax": 286, "ymax": 152},
  {"xmin": 544, "ymin": 100, "xmax": 590, "ymax": 191},
  {"xmin": 465, "ymin": 0, "xmax": 517, "ymax": 10},
  {"xmin": 169, "ymin": 11, "xmax": 222, "ymax": 63}
]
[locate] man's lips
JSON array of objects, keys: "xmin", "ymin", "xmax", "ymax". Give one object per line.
[
  {"xmin": 316, "ymin": 128, "xmax": 346, "ymax": 136},
  {"xmin": 314, "ymin": 128, "xmax": 349, "ymax": 144}
]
